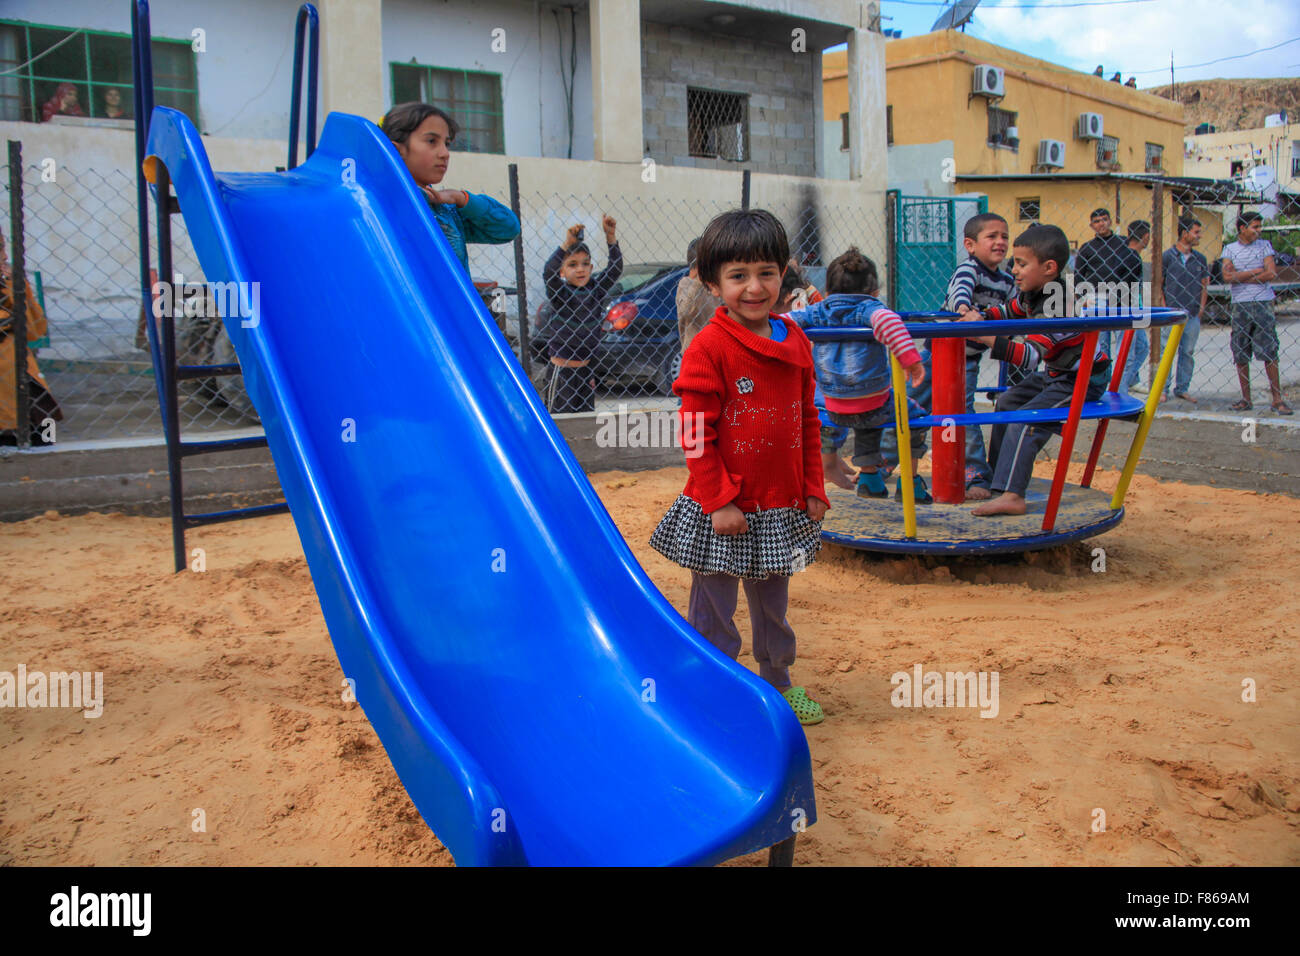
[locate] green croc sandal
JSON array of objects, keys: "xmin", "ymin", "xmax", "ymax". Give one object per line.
[{"xmin": 781, "ymin": 686, "xmax": 825, "ymax": 725}]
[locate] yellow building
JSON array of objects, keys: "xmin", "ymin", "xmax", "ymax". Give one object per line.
[
  {"xmin": 874, "ymin": 31, "xmax": 1184, "ymax": 177},
  {"xmin": 960, "ymin": 175, "xmax": 1227, "ymax": 263},
  {"xmin": 825, "ymin": 33, "xmax": 1233, "ymax": 305}
]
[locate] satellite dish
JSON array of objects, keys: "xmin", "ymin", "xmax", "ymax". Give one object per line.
[
  {"xmin": 1249, "ymin": 165, "xmax": 1275, "ymax": 191},
  {"xmin": 932, "ymin": 0, "xmax": 982, "ymax": 32}
]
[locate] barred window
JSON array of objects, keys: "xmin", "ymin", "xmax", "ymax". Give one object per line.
[
  {"xmin": 1017, "ymin": 197, "xmax": 1040, "ymax": 222},
  {"xmin": 391, "ymin": 64, "xmax": 505, "ymax": 154},
  {"xmin": 988, "ymin": 107, "xmax": 1017, "ymax": 149},
  {"xmin": 687, "ymin": 87, "xmax": 747, "ymax": 162},
  {"xmin": 1144, "ymin": 142, "xmax": 1164, "ymax": 173},
  {"xmin": 1097, "ymin": 135, "xmax": 1120, "ymax": 169},
  {"xmin": 0, "ymin": 19, "xmax": 198, "ymax": 124}
]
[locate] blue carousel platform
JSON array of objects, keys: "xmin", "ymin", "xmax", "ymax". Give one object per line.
[{"xmin": 820, "ymin": 476, "xmax": 1123, "ymax": 556}]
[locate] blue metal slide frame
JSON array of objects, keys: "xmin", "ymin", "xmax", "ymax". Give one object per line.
[{"xmin": 142, "ymin": 106, "xmax": 814, "ymax": 866}]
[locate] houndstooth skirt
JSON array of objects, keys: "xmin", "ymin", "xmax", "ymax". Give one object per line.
[{"xmin": 649, "ymin": 494, "xmax": 823, "ymax": 580}]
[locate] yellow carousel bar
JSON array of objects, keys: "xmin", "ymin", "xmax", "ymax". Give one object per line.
[
  {"xmin": 890, "ymin": 355, "xmax": 918, "ymax": 538},
  {"xmin": 1111, "ymin": 320, "xmax": 1185, "ymax": 509}
]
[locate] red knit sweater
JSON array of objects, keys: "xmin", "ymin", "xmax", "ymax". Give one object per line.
[{"xmin": 675, "ymin": 308, "xmax": 828, "ymax": 515}]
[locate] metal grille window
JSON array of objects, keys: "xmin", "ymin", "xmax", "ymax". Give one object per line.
[
  {"xmin": 0, "ymin": 20, "xmax": 197, "ymax": 124},
  {"xmin": 1097, "ymin": 134, "xmax": 1120, "ymax": 169},
  {"xmin": 687, "ymin": 87, "xmax": 747, "ymax": 161},
  {"xmin": 391, "ymin": 64, "xmax": 505, "ymax": 154},
  {"xmin": 1144, "ymin": 142, "xmax": 1164, "ymax": 173},
  {"xmin": 1017, "ymin": 197, "xmax": 1040, "ymax": 222},
  {"xmin": 988, "ymin": 107, "xmax": 1017, "ymax": 149}
]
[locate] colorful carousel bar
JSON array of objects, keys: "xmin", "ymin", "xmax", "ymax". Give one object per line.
[{"xmin": 805, "ymin": 309, "xmax": 1187, "ymax": 555}]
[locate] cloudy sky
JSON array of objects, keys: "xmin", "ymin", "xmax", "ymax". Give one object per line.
[{"xmin": 874, "ymin": 0, "xmax": 1300, "ymax": 87}]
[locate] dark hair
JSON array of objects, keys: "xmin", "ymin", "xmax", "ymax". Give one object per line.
[
  {"xmin": 1014, "ymin": 224, "xmax": 1070, "ymax": 273},
  {"xmin": 826, "ymin": 247, "xmax": 879, "ymax": 295},
  {"xmin": 1177, "ymin": 216, "xmax": 1202, "ymax": 237},
  {"xmin": 562, "ymin": 243, "xmax": 591, "ymax": 262},
  {"xmin": 694, "ymin": 209, "xmax": 790, "ymax": 286},
  {"xmin": 963, "ymin": 213, "xmax": 1008, "ymax": 242},
  {"xmin": 686, "ymin": 237, "xmax": 701, "ymax": 266},
  {"xmin": 780, "ymin": 263, "xmax": 807, "ymax": 299},
  {"xmin": 1090, "ymin": 208, "xmax": 1111, "ymax": 220},
  {"xmin": 380, "ymin": 102, "xmax": 460, "ymax": 147},
  {"xmin": 1127, "ymin": 220, "xmax": 1151, "ymax": 241},
  {"xmin": 1237, "ymin": 211, "xmax": 1263, "ymax": 230}
]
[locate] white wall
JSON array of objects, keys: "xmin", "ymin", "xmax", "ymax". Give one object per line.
[
  {"xmin": 4, "ymin": 0, "xmax": 303, "ymax": 140},
  {"xmin": 888, "ymin": 140, "xmax": 956, "ymax": 196},
  {"xmin": 822, "ymin": 119, "xmax": 850, "ymax": 180},
  {"xmin": 381, "ymin": 0, "xmax": 593, "ymax": 160}
]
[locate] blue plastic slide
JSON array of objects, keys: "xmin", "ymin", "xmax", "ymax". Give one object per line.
[{"xmin": 144, "ymin": 108, "xmax": 815, "ymax": 865}]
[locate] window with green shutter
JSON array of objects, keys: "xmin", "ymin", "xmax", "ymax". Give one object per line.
[
  {"xmin": 390, "ymin": 63, "xmax": 505, "ymax": 154},
  {"xmin": 0, "ymin": 19, "xmax": 198, "ymax": 125}
]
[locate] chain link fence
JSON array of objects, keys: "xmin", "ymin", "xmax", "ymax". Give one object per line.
[
  {"xmin": 2, "ymin": 155, "xmax": 261, "ymax": 445},
  {"xmin": 5, "ymin": 145, "xmax": 1297, "ymax": 451},
  {"xmin": 971, "ymin": 182, "xmax": 1300, "ymax": 412}
]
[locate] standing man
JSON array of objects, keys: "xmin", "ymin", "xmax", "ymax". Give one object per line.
[
  {"xmin": 1074, "ymin": 208, "xmax": 1131, "ymax": 359},
  {"xmin": 1160, "ymin": 216, "xmax": 1210, "ymax": 403},
  {"xmin": 1118, "ymin": 221, "xmax": 1150, "ymax": 393},
  {"xmin": 1222, "ymin": 212, "xmax": 1290, "ymax": 415}
]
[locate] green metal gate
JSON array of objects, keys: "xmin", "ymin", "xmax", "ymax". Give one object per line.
[{"xmin": 890, "ymin": 193, "xmax": 987, "ymax": 313}]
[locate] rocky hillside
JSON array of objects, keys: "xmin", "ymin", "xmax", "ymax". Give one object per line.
[{"xmin": 1149, "ymin": 78, "xmax": 1300, "ymax": 135}]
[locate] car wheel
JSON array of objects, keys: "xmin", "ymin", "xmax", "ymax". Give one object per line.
[{"xmin": 656, "ymin": 350, "xmax": 682, "ymax": 396}]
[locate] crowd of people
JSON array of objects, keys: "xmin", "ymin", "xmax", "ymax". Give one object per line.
[{"xmin": 646, "ymin": 203, "xmax": 1289, "ymax": 725}]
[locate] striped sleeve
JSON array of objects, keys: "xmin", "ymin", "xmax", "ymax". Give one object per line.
[
  {"xmin": 869, "ymin": 308, "xmax": 922, "ymax": 366},
  {"xmin": 945, "ymin": 261, "xmax": 977, "ymax": 311},
  {"xmin": 985, "ymin": 298, "xmax": 1040, "ymax": 372},
  {"xmin": 988, "ymin": 335, "xmax": 1040, "ymax": 373}
]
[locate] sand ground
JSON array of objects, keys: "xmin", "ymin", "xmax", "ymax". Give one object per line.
[{"xmin": 1, "ymin": 462, "xmax": 1297, "ymax": 866}]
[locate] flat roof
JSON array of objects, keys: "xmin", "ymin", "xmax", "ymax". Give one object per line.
[{"xmin": 954, "ymin": 171, "xmax": 1241, "ymax": 202}]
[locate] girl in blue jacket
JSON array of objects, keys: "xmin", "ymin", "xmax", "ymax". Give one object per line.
[{"xmin": 380, "ymin": 102, "xmax": 519, "ymax": 272}]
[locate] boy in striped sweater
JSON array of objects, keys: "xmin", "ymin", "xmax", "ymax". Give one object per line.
[
  {"xmin": 946, "ymin": 213, "xmax": 1015, "ymax": 500},
  {"xmin": 789, "ymin": 248, "xmax": 932, "ymax": 503},
  {"xmin": 970, "ymin": 224, "xmax": 1111, "ymax": 517}
]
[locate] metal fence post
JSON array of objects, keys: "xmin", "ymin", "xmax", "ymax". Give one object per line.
[
  {"xmin": 885, "ymin": 188, "xmax": 899, "ymax": 309},
  {"xmin": 7, "ymin": 140, "xmax": 30, "ymax": 448},
  {"xmin": 508, "ymin": 163, "xmax": 530, "ymax": 373},
  {"xmin": 740, "ymin": 169, "xmax": 750, "ymax": 211},
  {"xmin": 1148, "ymin": 181, "xmax": 1164, "ymax": 382}
]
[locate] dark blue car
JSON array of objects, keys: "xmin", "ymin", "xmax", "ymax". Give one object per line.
[{"xmin": 532, "ymin": 262, "xmax": 687, "ymax": 396}]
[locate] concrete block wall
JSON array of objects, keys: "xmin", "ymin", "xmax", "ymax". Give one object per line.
[{"xmin": 641, "ymin": 22, "xmax": 816, "ymax": 177}]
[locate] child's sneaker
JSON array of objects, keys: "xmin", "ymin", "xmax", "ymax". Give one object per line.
[
  {"xmin": 896, "ymin": 474, "xmax": 933, "ymax": 504},
  {"xmin": 856, "ymin": 471, "xmax": 889, "ymax": 499},
  {"xmin": 781, "ymin": 686, "xmax": 825, "ymax": 725}
]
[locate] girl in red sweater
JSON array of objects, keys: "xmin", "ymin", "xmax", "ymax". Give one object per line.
[{"xmin": 650, "ymin": 210, "xmax": 829, "ymax": 725}]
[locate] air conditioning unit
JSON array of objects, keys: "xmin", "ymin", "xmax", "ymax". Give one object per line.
[
  {"xmin": 1077, "ymin": 112, "xmax": 1104, "ymax": 140},
  {"xmin": 972, "ymin": 65, "xmax": 1004, "ymax": 98},
  {"xmin": 1037, "ymin": 139, "xmax": 1066, "ymax": 168}
]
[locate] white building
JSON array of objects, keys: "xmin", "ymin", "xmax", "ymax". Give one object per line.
[{"xmin": 1, "ymin": 0, "xmax": 889, "ymax": 388}]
